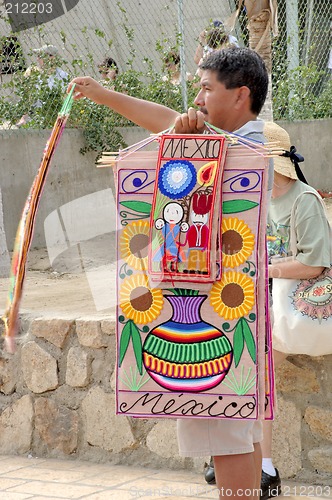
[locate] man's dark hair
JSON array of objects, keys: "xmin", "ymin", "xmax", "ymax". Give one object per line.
[{"xmin": 200, "ymin": 47, "xmax": 268, "ymax": 115}]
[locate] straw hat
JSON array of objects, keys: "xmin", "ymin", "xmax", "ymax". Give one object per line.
[{"xmin": 264, "ymin": 121, "xmax": 298, "ymax": 180}]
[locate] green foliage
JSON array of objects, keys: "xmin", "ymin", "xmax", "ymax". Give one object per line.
[
  {"xmin": 223, "ymin": 367, "xmax": 256, "ymax": 396},
  {"xmin": 0, "ymin": 39, "xmax": 198, "ymax": 158},
  {"xmin": 0, "ymin": 35, "xmax": 26, "ymax": 74},
  {"xmin": 0, "ymin": 63, "xmax": 69, "ymax": 128},
  {"xmin": 119, "ymin": 366, "xmax": 150, "ymax": 391},
  {"xmin": 273, "ymin": 64, "xmax": 332, "ymax": 120},
  {"xmin": 69, "ymin": 97, "xmax": 128, "ymax": 156}
]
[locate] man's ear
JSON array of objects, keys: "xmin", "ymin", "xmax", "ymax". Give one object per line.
[{"xmin": 234, "ymin": 86, "xmax": 251, "ymax": 109}]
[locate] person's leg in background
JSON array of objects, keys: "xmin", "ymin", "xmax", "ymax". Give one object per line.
[{"xmin": 260, "ymin": 350, "xmax": 287, "ymax": 499}]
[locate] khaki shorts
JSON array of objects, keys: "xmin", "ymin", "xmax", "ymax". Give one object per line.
[{"xmin": 177, "ymin": 418, "xmax": 263, "ymax": 457}]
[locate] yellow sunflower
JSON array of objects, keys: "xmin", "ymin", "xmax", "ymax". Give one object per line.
[
  {"xmin": 222, "ymin": 217, "xmax": 255, "ymax": 268},
  {"xmin": 210, "ymin": 271, "xmax": 255, "ymax": 321},
  {"xmin": 120, "ymin": 221, "xmax": 150, "ymax": 270},
  {"xmin": 119, "ymin": 274, "xmax": 163, "ymax": 324}
]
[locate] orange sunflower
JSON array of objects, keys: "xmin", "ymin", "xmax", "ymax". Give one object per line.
[
  {"xmin": 222, "ymin": 217, "xmax": 255, "ymax": 268},
  {"xmin": 120, "ymin": 221, "xmax": 150, "ymax": 270},
  {"xmin": 119, "ymin": 274, "xmax": 163, "ymax": 324},
  {"xmin": 210, "ymin": 271, "xmax": 255, "ymax": 321}
]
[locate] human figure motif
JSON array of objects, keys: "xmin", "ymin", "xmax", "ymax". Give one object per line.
[
  {"xmin": 154, "ymin": 202, "xmax": 189, "ymax": 272},
  {"xmin": 186, "ymin": 192, "xmax": 212, "ymax": 272}
]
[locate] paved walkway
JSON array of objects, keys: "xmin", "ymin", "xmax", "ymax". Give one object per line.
[{"xmin": 0, "ymin": 455, "xmax": 331, "ymax": 500}]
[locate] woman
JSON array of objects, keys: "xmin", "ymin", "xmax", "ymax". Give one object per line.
[
  {"xmin": 205, "ymin": 122, "xmax": 331, "ymax": 496},
  {"xmin": 262, "ymin": 121, "xmax": 331, "ymax": 498}
]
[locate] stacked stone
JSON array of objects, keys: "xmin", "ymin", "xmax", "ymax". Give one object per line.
[{"xmin": 0, "ymin": 317, "xmax": 331, "ymax": 482}]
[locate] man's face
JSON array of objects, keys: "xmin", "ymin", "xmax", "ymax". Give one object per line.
[{"xmin": 194, "ymin": 69, "xmax": 240, "ymax": 131}]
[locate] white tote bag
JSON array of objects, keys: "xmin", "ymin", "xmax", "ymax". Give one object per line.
[{"xmin": 272, "ymin": 191, "xmax": 332, "ymax": 356}]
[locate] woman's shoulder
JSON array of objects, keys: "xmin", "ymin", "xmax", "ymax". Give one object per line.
[
  {"xmin": 294, "ymin": 182, "xmax": 322, "ymax": 203},
  {"xmin": 294, "ymin": 182, "xmax": 327, "ymax": 219}
]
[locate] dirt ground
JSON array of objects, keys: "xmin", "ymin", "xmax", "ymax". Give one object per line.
[
  {"xmin": 1, "ymin": 199, "xmax": 332, "ymax": 321},
  {"xmin": 0, "ymin": 234, "xmax": 117, "ymax": 320}
]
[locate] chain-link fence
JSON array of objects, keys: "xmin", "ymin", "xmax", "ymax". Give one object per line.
[
  {"xmin": 272, "ymin": 0, "xmax": 332, "ymax": 120},
  {"xmin": 0, "ymin": 0, "xmax": 331, "ymax": 153}
]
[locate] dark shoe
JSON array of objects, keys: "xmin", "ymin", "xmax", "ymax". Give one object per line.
[
  {"xmin": 260, "ymin": 469, "xmax": 281, "ymax": 500},
  {"xmin": 204, "ymin": 457, "xmax": 216, "ymax": 485}
]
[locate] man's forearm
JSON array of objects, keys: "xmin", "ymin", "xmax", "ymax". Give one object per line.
[
  {"xmin": 100, "ymin": 88, "xmax": 179, "ymax": 133},
  {"xmin": 86, "ymin": 85, "xmax": 179, "ymax": 133},
  {"xmin": 69, "ymin": 76, "xmax": 206, "ymax": 135}
]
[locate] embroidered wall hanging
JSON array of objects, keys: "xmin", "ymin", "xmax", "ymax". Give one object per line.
[{"xmin": 113, "ymin": 134, "xmax": 274, "ymax": 421}]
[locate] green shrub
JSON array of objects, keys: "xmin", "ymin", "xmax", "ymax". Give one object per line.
[
  {"xmin": 273, "ymin": 64, "xmax": 332, "ymax": 120},
  {"xmin": 0, "ymin": 62, "xmax": 198, "ymax": 157}
]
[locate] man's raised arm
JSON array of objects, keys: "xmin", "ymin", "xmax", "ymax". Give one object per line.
[{"xmin": 68, "ymin": 76, "xmax": 180, "ymax": 134}]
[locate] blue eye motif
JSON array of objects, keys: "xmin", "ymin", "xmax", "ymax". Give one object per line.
[
  {"xmin": 225, "ymin": 171, "xmax": 261, "ymax": 193},
  {"xmin": 121, "ymin": 170, "xmax": 154, "ymax": 193}
]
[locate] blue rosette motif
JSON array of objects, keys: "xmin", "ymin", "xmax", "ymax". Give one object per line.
[{"xmin": 158, "ymin": 160, "xmax": 197, "ymax": 199}]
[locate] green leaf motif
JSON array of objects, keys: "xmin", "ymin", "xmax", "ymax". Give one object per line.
[
  {"xmin": 119, "ymin": 320, "xmax": 144, "ymax": 374},
  {"xmin": 119, "ymin": 320, "xmax": 133, "ymax": 367},
  {"xmin": 233, "ymin": 320, "xmax": 245, "ymax": 367},
  {"xmin": 166, "ymin": 288, "xmax": 199, "ymax": 296},
  {"xmin": 131, "ymin": 323, "xmax": 143, "ymax": 375},
  {"xmin": 222, "ymin": 199, "xmax": 259, "ymax": 214},
  {"xmin": 242, "ymin": 319, "xmax": 256, "ymax": 363},
  {"xmin": 120, "ymin": 200, "xmax": 152, "ymax": 215}
]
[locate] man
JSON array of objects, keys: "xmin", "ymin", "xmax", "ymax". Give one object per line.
[{"xmin": 68, "ymin": 47, "xmax": 271, "ymax": 500}]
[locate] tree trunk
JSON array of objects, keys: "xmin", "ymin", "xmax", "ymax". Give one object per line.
[{"xmin": 0, "ymin": 188, "xmax": 10, "ymax": 277}]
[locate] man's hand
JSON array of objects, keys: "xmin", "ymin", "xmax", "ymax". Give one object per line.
[
  {"xmin": 174, "ymin": 107, "xmax": 206, "ymax": 134},
  {"xmin": 67, "ymin": 76, "xmax": 107, "ymax": 105}
]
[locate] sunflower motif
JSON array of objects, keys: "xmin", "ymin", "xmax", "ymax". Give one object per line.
[
  {"xmin": 120, "ymin": 274, "xmax": 164, "ymax": 324},
  {"xmin": 158, "ymin": 160, "xmax": 197, "ymax": 199},
  {"xmin": 120, "ymin": 221, "xmax": 150, "ymax": 270},
  {"xmin": 210, "ymin": 271, "xmax": 255, "ymax": 321},
  {"xmin": 222, "ymin": 218, "xmax": 255, "ymax": 268}
]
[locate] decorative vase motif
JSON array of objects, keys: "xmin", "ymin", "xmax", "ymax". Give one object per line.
[{"xmin": 143, "ymin": 295, "xmax": 233, "ymax": 392}]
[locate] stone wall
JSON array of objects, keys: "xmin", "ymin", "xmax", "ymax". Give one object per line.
[
  {"xmin": 273, "ymin": 356, "xmax": 332, "ymax": 484},
  {"xmin": 0, "ymin": 316, "xmax": 331, "ymax": 483},
  {"xmin": 0, "ymin": 317, "xmax": 198, "ymax": 471}
]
